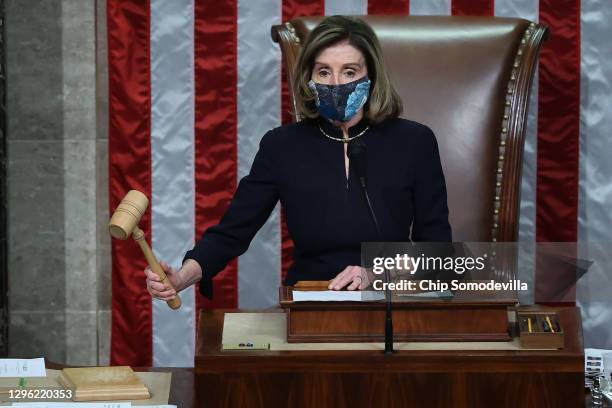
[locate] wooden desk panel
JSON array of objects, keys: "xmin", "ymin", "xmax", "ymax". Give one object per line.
[
  {"xmin": 281, "ymin": 285, "xmax": 516, "ymax": 342},
  {"xmin": 195, "ymin": 307, "xmax": 584, "ymax": 408}
]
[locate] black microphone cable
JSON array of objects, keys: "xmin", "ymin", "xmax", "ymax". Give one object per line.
[{"xmin": 347, "ymin": 139, "xmax": 395, "ymax": 355}]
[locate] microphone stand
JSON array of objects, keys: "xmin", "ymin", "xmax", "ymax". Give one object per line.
[
  {"xmin": 348, "ymin": 140, "xmax": 394, "ymax": 355},
  {"xmin": 359, "ymin": 179, "xmax": 394, "ymax": 355}
]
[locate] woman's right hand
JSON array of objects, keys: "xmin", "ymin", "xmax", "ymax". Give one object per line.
[{"xmin": 145, "ymin": 261, "xmax": 184, "ymax": 301}]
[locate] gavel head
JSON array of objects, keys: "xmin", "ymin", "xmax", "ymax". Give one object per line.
[{"xmin": 108, "ymin": 190, "xmax": 149, "ymax": 240}]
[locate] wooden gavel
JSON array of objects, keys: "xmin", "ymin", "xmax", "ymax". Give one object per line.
[{"xmin": 108, "ymin": 190, "xmax": 182, "ymax": 310}]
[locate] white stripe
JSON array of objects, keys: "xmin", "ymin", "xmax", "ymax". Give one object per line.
[
  {"xmin": 150, "ymin": 0, "xmax": 196, "ymax": 367},
  {"xmin": 517, "ymin": 73, "xmax": 538, "ymax": 246},
  {"xmin": 577, "ymin": 1, "xmax": 612, "ymax": 240},
  {"xmin": 410, "ymin": 0, "xmax": 451, "ymax": 15},
  {"xmin": 325, "ymin": 0, "xmax": 367, "ymax": 16},
  {"xmin": 578, "ymin": 1, "xmax": 612, "ymax": 349},
  {"xmin": 494, "ymin": 0, "xmax": 538, "ymax": 20},
  {"xmin": 236, "ymin": 0, "xmax": 282, "ymax": 308}
]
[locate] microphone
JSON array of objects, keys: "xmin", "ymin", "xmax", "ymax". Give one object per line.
[{"xmin": 347, "ymin": 139, "xmax": 394, "ymax": 355}]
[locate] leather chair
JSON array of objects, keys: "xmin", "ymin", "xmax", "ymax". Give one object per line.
[{"xmin": 272, "ymin": 16, "xmax": 548, "ymax": 243}]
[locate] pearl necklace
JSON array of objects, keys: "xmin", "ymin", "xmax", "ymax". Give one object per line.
[{"xmin": 318, "ymin": 124, "xmax": 370, "ymax": 143}]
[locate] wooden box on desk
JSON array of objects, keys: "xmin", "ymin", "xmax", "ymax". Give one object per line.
[
  {"xmin": 516, "ymin": 310, "xmax": 565, "ymax": 349},
  {"xmin": 279, "ymin": 281, "xmax": 517, "ymax": 343}
]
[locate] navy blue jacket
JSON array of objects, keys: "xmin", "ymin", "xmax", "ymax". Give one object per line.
[{"xmin": 184, "ymin": 115, "xmax": 452, "ymax": 298}]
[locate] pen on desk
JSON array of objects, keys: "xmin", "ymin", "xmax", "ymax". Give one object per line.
[
  {"xmin": 545, "ymin": 316, "xmax": 555, "ymax": 333},
  {"xmin": 527, "ymin": 317, "xmax": 532, "ymax": 333}
]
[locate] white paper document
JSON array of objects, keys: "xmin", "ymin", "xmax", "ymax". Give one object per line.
[
  {"xmin": 11, "ymin": 403, "xmax": 132, "ymax": 407},
  {"xmin": 585, "ymin": 348, "xmax": 608, "ymax": 375},
  {"xmin": 0, "ymin": 358, "xmax": 46, "ymax": 377},
  {"xmin": 292, "ymin": 290, "xmax": 385, "ymax": 301},
  {"xmin": 292, "ymin": 290, "xmax": 453, "ymax": 302},
  {"xmin": 11, "ymin": 404, "xmax": 176, "ymax": 408}
]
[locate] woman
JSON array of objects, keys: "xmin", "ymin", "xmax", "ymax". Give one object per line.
[{"xmin": 146, "ymin": 15, "xmax": 451, "ymax": 302}]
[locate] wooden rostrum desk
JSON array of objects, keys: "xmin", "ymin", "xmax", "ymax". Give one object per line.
[{"xmin": 194, "ymin": 304, "xmax": 585, "ymax": 408}]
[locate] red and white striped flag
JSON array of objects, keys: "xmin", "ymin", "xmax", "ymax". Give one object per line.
[{"xmin": 108, "ymin": 0, "xmax": 610, "ymax": 367}]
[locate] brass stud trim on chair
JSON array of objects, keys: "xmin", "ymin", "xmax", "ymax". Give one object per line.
[
  {"xmin": 491, "ymin": 23, "xmax": 534, "ymax": 242},
  {"xmin": 284, "ymin": 22, "xmax": 300, "ymax": 44}
]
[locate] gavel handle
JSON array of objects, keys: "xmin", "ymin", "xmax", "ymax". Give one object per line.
[{"xmin": 132, "ymin": 226, "xmax": 182, "ymax": 310}]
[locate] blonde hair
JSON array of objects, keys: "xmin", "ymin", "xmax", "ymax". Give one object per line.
[{"xmin": 293, "ymin": 16, "xmax": 403, "ymax": 123}]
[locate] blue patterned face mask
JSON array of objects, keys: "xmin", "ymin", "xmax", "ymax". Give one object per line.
[{"xmin": 308, "ymin": 75, "xmax": 371, "ymax": 122}]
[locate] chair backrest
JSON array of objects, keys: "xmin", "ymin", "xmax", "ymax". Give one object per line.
[{"xmin": 272, "ymin": 16, "xmax": 547, "ymax": 242}]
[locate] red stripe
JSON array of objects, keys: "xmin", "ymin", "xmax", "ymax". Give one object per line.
[
  {"xmin": 107, "ymin": 0, "xmax": 152, "ymax": 366},
  {"xmin": 194, "ymin": 0, "xmax": 239, "ymax": 309},
  {"xmin": 282, "ymin": 0, "xmax": 324, "ymax": 20},
  {"xmin": 536, "ymin": 0, "xmax": 581, "ymax": 243},
  {"xmin": 280, "ymin": 206, "xmax": 293, "ymax": 281},
  {"xmin": 535, "ymin": 0, "xmax": 580, "ymax": 304},
  {"xmin": 452, "ymin": 0, "xmax": 494, "ymax": 16},
  {"xmin": 368, "ymin": 0, "xmax": 409, "ymax": 14},
  {"xmin": 280, "ymin": 1, "xmax": 324, "ymax": 280}
]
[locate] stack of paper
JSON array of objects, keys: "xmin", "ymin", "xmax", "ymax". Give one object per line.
[
  {"xmin": 292, "ymin": 290, "xmax": 385, "ymax": 302},
  {"xmin": 11, "ymin": 403, "xmax": 131, "ymax": 407},
  {"xmin": 11, "ymin": 404, "xmax": 177, "ymax": 407},
  {"xmin": 291, "ymin": 289, "xmax": 452, "ymax": 302}
]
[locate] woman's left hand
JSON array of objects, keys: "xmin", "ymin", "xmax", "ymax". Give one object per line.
[{"xmin": 328, "ymin": 265, "xmax": 374, "ymax": 291}]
